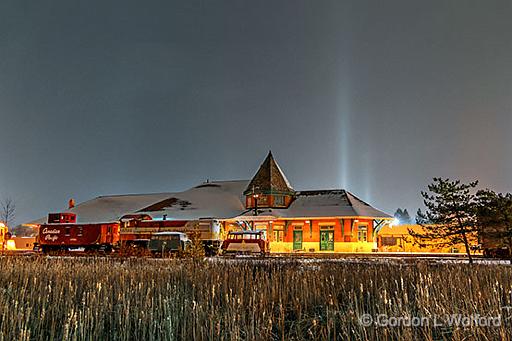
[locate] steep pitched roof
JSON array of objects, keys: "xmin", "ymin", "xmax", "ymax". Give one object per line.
[{"xmin": 244, "ymin": 151, "xmax": 294, "ymax": 195}]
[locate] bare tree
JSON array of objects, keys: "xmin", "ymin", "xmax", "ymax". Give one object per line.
[{"xmin": 0, "ymin": 197, "xmax": 16, "ymax": 229}]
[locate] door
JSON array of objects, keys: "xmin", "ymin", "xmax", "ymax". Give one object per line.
[
  {"xmin": 320, "ymin": 230, "xmax": 334, "ymax": 251},
  {"xmin": 293, "ymin": 230, "xmax": 303, "ymax": 250}
]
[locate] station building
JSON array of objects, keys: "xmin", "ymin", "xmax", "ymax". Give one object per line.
[
  {"xmin": 27, "ymin": 152, "xmax": 393, "ymax": 253},
  {"xmin": 223, "ymin": 152, "xmax": 393, "ymax": 252}
]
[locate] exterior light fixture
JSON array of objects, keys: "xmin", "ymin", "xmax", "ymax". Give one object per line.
[{"xmin": 252, "ymin": 185, "xmax": 260, "ymax": 216}]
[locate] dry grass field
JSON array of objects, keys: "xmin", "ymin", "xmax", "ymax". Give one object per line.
[{"xmin": 0, "ymin": 256, "xmax": 511, "ymax": 340}]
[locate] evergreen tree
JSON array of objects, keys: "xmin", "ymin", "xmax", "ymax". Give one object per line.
[
  {"xmin": 185, "ymin": 230, "xmax": 205, "ymax": 259},
  {"xmin": 402, "ymin": 209, "xmax": 412, "ymax": 224},
  {"xmin": 393, "ymin": 208, "xmax": 412, "ymax": 224},
  {"xmin": 394, "ymin": 208, "xmax": 403, "ymax": 221},
  {"xmin": 475, "ymin": 189, "xmax": 512, "ymax": 263},
  {"xmin": 411, "ymin": 178, "xmax": 478, "ymax": 263}
]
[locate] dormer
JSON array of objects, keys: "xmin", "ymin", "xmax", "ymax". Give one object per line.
[{"xmin": 244, "ymin": 151, "xmax": 295, "ymax": 209}]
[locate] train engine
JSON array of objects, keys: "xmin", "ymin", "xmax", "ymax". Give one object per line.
[{"xmin": 120, "ymin": 216, "xmax": 223, "ymax": 255}]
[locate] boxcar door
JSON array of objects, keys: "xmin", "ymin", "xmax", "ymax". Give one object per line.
[{"xmin": 293, "ymin": 230, "xmax": 302, "ymax": 250}]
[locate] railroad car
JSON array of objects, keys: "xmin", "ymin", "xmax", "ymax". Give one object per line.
[
  {"xmin": 120, "ymin": 216, "xmax": 223, "ymax": 255},
  {"xmin": 221, "ymin": 230, "xmax": 269, "ymax": 256},
  {"xmin": 38, "ymin": 222, "xmax": 119, "ymax": 253}
]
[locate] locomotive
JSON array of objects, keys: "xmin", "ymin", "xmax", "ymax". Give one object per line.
[{"xmin": 119, "ymin": 215, "xmax": 222, "ymax": 255}]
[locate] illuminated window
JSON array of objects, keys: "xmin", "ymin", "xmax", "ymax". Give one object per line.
[
  {"xmin": 257, "ymin": 196, "xmax": 268, "ymax": 205},
  {"xmin": 381, "ymin": 236, "xmax": 397, "ymax": 246},
  {"xmin": 357, "ymin": 225, "xmax": 367, "ymax": 242},
  {"xmin": 320, "ymin": 225, "xmax": 334, "ymax": 230},
  {"xmin": 273, "ymin": 227, "xmax": 284, "ymax": 242}
]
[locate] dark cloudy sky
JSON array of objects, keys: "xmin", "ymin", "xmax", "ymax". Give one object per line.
[{"xmin": 1, "ymin": 0, "xmax": 511, "ymax": 225}]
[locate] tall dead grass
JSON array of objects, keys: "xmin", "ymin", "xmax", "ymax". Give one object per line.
[{"xmin": 0, "ymin": 257, "xmax": 510, "ymax": 340}]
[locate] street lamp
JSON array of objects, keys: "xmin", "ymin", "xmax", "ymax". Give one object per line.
[{"xmin": 253, "ymin": 192, "xmax": 259, "ymax": 216}]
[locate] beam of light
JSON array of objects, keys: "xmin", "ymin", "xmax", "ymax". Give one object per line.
[
  {"xmin": 337, "ymin": 85, "xmax": 351, "ymax": 190},
  {"xmin": 362, "ymin": 151, "xmax": 372, "ymax": 203},
  {"xmin": 337, "ymin": 89, "xmax": 373, "ymax": 202}
]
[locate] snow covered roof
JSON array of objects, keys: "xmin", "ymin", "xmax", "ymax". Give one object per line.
[
  {"xmin": 28, "ymin": 192, "xmax": 176, "ymax": 225},
  {"xmin": 236, "ymin": 190, "xmax": 392, "ymax": 219},
  {"xmin": 26, "ymin": 180, "xmax": 248, "ymax": 225},
  {"xmin": 137, "ymin": 180, "xmax": 248, "ymax": 220}
]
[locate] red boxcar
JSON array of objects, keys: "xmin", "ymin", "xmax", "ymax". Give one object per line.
[{"xmin": 38, "ymin": 222, "xmax": 119, "ymax": 253}]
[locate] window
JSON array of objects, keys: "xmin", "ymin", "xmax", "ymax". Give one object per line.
[
  {"xmin": 357, "ymin": 225, "xmax": 367, "ymax": 242},
  {"xmin": 320, "ymin": 225, "xmax": 334, "ymax": 230},
  {"xmin": 381, "ymin": 236, "xmax": 397, "ymax": 246},
  {"xmin": 77, "ymin": 227, "xmax": 83, "ymax": 237},
  {"xmin": 274, "ymin": 195, "xmax": 285, "ymax": 206},
  {"xmin": 273, "ymin": 228, "xmax": 284, "ymax": 242}
]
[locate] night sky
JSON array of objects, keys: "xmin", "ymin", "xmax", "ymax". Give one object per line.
[{"xmin": 1, "ymin": 1, "xmax": 511, "ymax": 225}]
